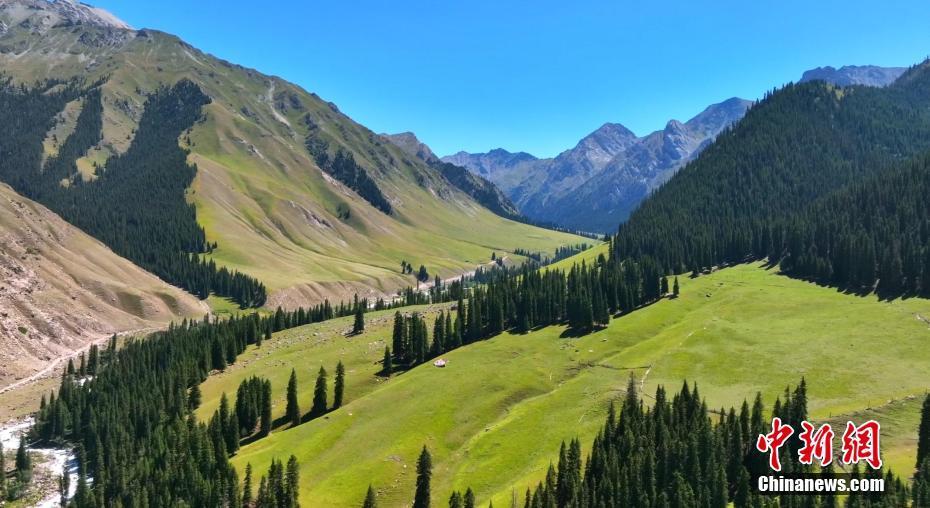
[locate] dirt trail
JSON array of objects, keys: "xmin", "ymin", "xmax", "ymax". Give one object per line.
[{"xmin": 0, "ymin": 325, "xmax": 157, "ymax": 395}]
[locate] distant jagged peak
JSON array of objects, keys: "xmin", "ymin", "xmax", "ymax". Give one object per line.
[
  {"xmin": 567, "ymin": 121, "xmax": 638, "ymax": 155},
  {"xmin": 380, "ymin": 131, "xmax": 439, "ymax": 163},
  {"xmin": 683, "ymin": 97, "xmax": 752, "ymax": 136},
  {"xmin": 0, "ymin": 0, "xmax": 132, "ymax": 31},
  {"xmin": 799, "ymin": 65, "xmax": 906, "ymax": 88}
]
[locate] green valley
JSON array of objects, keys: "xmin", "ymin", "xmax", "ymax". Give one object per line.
[
  {"xmin": 194, "ymin": 262, "xmax": 930, "ymax": 506},
  {"xmin": 5, "ymin": 2, "xmax": 930, "ymax": 508}
]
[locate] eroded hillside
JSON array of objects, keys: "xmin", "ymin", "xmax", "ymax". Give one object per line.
[{"xmin": 0, "ymin": 183, "xmax": 204, "ymax": 393}]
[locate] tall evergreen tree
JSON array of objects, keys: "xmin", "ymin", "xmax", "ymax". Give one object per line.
[
  {"xmin": 414, "ymin": 446, "xmax": 433, "ymax": 508},
  {"xmin": 353, "ymin": 298, "xmax": 366, "ymax": 335},
  {"xmin": 382, "ymin": 347, "xmax": 393, "ymax": 376},
  {"xmin": 243, "ymin": 463, "xmax": 253, "ymax": 508},
  {"xmin": 311, "ymin": 366, "xmax": 328, "ymax": 417},
  {"xmin": 918, "ymin": 393, "xmax": 930, "ymax": 469},
  {"xmin": 286, "ymin": 369, "xmax": 301, "ymax": 427},
  {"xmin": 15, "ymin": 438, "xmax": 30, "ymax": 474},
  {"xmin": 260, "ymin": 379, "xmax": 273, "ymax": 437},
  {"xmin": 334, "ymin": 361, "xmax": 346, "ymax": 409},
  {"xmin": 362, "ymin": 485, "xmax": 378, "ymax": 508},
  {"xmin": 463, "ymin": 487, "xmax": 476, "ymax": 508}
]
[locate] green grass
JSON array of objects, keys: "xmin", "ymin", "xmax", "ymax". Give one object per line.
[
  {"xmin": 544, "ymin": 242, "xmax": 608, "ymax": 272},
  {"xmin": 194, "ymin": 262, "xmax": 930, "ymax": 507},
  {"xmin": 207, "ymin": 295, "xmax": 247, "ymax": 318}
]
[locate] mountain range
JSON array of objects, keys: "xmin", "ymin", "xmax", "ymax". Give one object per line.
[
  {"xmin": 443, "ymin": 65, "xmax": 907, "ymax": 232},
  {"xmin": 442, "ymin": 98, "xmax": 751, "ymax": 232},
  {"xmin": 0, "ymin": 0, "xmax": 578, "ymax": 389}
]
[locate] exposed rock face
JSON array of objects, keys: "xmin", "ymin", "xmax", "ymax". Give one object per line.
[
  {"xmin": 0, "ymin": 0, "xmax": 132, "ymax": 32},
  {"xmin": 799, "ymin": 65, "xmax": 906, "ymax": 88}
]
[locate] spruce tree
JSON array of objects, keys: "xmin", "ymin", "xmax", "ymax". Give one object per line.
[
  {"xmin": 413, "ymin": 445, "xmax": 432, "ymax": 508},
  {"xmin": 915, "ymin": 459, "xmax": 930, "ymax": 508},
  {"xmin": 286, "ymin": 455, "xmax": 300, "ymax": 507},
  {"xmin": 334, "ymin": 361, "xmax": 346, "ymax": 409},
  {"xmin": 382, "ymin": 347, "xmax": 393, "ymax": 376},
  {"xmin": 220, "ymin": 393, "xmax": 239, "ymax": 453},
  {"xmin": 260, "ymin": 380, "xmax": 273, "ymax": 437},
  {"xmin": 449, "ymin": 491, "xmax": 463, "ymax": 508},
  {"xmin": 673, "ymin": 276, "xmax": 680, "ymax": 297},
  {"xmin": 353, "ymin": 302, "xmax": 365, "ymax": 335},
  {"xmin": 464, "ymin": 487, "xmax": 476, "ymax": 508},
  {"xmin": 918, "ymin": 393, "xmax": 930, "ymax": 469},
  {"xmin": 58, "ymin": 462, "xmax": 69, "ymax": 507},
  {"xmin": 286, "ymin": 369, "xmax": 301, "ymax": 427},
  {"xmin": 311, "ymin": 366, "xmax": 328, "ymax": 417},
  {"xmin": 15, "ymin": 438, "xmax": 30, "ymax": 474},
  {"xmin": 392, "ymin": 312, "xmax": 406, "ymax": 362},
  {"xmin": 363, "ymin": 485, "xmax": 378, "ymax": 508},
  {"xmin": 243, "ymin": 463, "xmax": 253, "ymax": 507},
  {"xmin": 188, "ymin": 383, "xmax": 202, "ymax": 410}
]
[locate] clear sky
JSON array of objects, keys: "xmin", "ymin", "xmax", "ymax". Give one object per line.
[{"xmin": 94, "ymin": 0, "xmax": 930, "ymax": 158}]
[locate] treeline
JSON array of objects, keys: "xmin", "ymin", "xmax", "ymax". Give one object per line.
[
  {"xmin": 0, "ymin": 78, "xmax": 267, "ymax": 307},
  {"xmin": 514, "ymin": 243, "xmax": 592, "ymax": 266},
  {"xmin": 29, "ymin": 297, "xmax": 355, "ymax": 506},
  {"xmin": 515, "ymin": 378, "xmax": 909, "ymax": 507},
  {"xmin": 383, "ymin": 257, "xmax": 671, "ymax": 379},
  {"xmin": 610, "ymin": 62, "xmax": 930, "ymax": 301},
  {"xmin": 776, "ymin": 152, "xmax": 930, "ymax": 297},
  {"xmin": 305, "ymin": 128, "xmax": 393, "ymax": 214},
  {"xmin": 386, "ymin": 310, "xmax": 458, "ymax": 372}
]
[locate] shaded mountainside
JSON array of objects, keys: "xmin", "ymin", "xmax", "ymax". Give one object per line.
[
  {"xmin": 612, "ymin": 60, "xmax": 930, "ymax": 298},
  {"xmin": 0, "ymin": 0, "xmax": 582, "ymax": 309},
  {"xmin": 0, "ymin": 182, "xmax": 203, "ymax": 390},
  {"xmin": 382, "ymin": 131, "xmax": 520, "ymax": 218},
  {"xmin": 444, "ymin": 98, "xmax": 750, "ymax": 232},
  {"xmin": 800, "ymin": 64, "xmax": 906, "ymax": 87}
]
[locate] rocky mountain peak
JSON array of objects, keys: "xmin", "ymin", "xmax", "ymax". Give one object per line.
[
  {"xmin": 0, "ymin": 0, "xmax": 131, "ymax": 32},
  {"xmin": 799, "ymin": 65, "xmax": 906, "ymax": 88},
  {"xmin": 380, "ymin": 131, "xmax": 439, "ymax": 163}
]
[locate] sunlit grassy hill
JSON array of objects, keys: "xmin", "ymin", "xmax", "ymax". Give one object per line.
[
  {"xmin": 0, "ymin": 9, "xmax": 582, "ymax": 309},
  {"xmin": 197, "ymin": 260, "xmax": 930, "ymax": 507}
]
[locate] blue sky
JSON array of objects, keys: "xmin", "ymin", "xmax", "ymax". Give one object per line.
[{"xmin": 95, "ymin": 1, "xmax": 930, "ymax": 158}]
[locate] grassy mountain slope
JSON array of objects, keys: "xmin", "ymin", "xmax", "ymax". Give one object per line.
[
  {"xmin": 195, "ymin": 261, "xmax": 930, "ymax": 507},
  {"xmin": 0, "ymin": 3, "xmax": 581, "ymax": 308},
  {"xmin": 0, "ymin": 182, "xmax": 204, "ymax": 414}
]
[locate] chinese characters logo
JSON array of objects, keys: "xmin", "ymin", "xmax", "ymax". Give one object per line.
[{"xmin": 756, "ymin": 418, "xmax": 881, "ymax": 471}]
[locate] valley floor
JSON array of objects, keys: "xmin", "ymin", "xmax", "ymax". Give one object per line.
[{"xmin": 196, "ymin": 261, "xmax": 930, "ymax": 507}]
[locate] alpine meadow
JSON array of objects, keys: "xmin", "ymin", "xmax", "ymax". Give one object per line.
[{"xmin": 1, "ymin": 1, "xmax": 930, "ymax": 508}]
